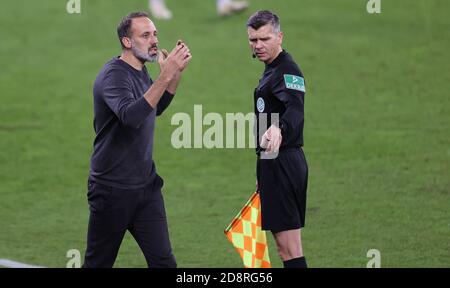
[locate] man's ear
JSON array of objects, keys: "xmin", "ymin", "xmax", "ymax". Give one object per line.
[
  {"xmin": 122, "ymin": 37, "xmax": 132, "ymax": 49},
  {"xmin": 278, "ymin": 31, "xmax": 284, "ymax": 45}
]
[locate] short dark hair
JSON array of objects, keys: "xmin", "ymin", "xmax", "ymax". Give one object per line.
[
  {"xmin": 247, "ymin": 10, "xmax": 280, "ymax": 33},
  {"xmin": 117, "ymin": 12, "xmax": 150, "ymax": 49}
]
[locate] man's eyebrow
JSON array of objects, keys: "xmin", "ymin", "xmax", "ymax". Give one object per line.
[
  {"xmin": 249, "ymin": 36, "xmax": 270, "ymax": 41},
  {"xmin": 141, "ymin": 30, "xmax": 157, "ymax": 35}
]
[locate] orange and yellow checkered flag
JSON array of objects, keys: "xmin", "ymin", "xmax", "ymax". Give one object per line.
[{"xmin": 224, "ymin": 191, "xmax": 271, "ymax": 268}]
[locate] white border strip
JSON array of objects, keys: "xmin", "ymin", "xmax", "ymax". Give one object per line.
[{"xmin": 0, "ymin": 259, "xmax": 45, "ymax": 268}]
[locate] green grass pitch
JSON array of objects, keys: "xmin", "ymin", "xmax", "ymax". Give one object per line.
[{"xmin": 0, "ymin": 0, "xmax": 448, "ymax": 267}]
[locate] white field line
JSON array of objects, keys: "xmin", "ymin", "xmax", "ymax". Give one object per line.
[{"xmin": 0, "ymin": 259, "xmax": 45, "ymax": 268}]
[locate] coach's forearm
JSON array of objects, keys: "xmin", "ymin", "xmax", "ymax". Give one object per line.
[
  {"xmin": 166, "ymin": 71, "xmax": 181, "ymax": 95},
  {"xmin": 156, "ymin": 91, "xmax": 175, "ymax": 116},
  {"xmin": 143, "ymin": 76, "xmax": 171, "ymax": 109}
]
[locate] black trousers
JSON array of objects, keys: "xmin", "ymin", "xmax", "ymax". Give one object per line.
[{"xmin": 83, "ymin": 175, "xmax": 176, "ymax": 268}]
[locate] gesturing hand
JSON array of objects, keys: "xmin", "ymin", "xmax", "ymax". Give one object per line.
[{"xmin": 158, "ymin": 40, "xmax": 192, "ymax": 81}]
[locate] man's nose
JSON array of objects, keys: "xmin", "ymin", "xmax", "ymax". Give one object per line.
[{"xmin": 151, "ymin": 36, "xmax": 158, "ymax": 46}]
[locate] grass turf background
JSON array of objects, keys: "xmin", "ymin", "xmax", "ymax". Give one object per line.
[{"xmin": 0, "ymin": 0, "xmax": 448, "ymax": 267}]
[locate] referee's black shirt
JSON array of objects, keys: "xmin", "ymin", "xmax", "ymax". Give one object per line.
[{"xmin": 254, "ymin": 50, "xmax": 306, "ymax": 153}]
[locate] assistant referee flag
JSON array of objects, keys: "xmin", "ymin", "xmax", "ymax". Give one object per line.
[{"xmin": 224, "ymin": 191, "xmax": 271, "ymax": 268}]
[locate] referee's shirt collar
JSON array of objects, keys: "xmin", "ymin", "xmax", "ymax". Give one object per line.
[{"xmin": 266, "ymin": 49, "xmax": 287, "ymax": 68}]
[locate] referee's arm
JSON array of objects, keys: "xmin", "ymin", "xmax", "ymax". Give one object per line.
[{"xmin": 271, "ymin": 67, "xmax": 305, "ymax": 136}]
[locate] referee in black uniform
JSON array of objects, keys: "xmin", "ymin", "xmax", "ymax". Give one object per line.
[
  {"xmin": 247, "ymin": 10, "xmax": 308, "ymax": 268},
  {"xmin": 83, "ymin": 12, "xmax": 191, "ymax": 268}
]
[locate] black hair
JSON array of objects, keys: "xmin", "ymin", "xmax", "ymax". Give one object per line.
[
  {"xmin": 247, "ymin": 10, "xmax": 280, "ymax": 33},
  {"xmin": 117, "ymin": 12, "xmax": 150, "ymax": 49}
]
